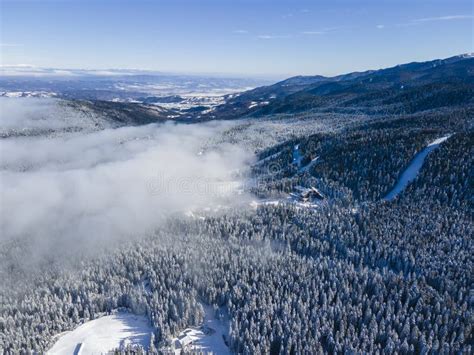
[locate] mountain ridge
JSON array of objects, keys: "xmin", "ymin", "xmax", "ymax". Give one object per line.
[{"xmin": 206, "ymin": 53, "xmax": 473, "ymax": 119}]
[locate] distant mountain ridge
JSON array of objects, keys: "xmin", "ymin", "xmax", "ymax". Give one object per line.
[
  {"xmin": 3, "ymin": 54, "xmax": 470, "ymax": 125},
  {"xmin": 209, "ymin": 53, "xmax": 474, "ymax": 118}
]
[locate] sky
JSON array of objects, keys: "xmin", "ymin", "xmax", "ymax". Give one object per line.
[{"xmin": 0, "ymin": 0, "xmax": 473, "ymax": 77}]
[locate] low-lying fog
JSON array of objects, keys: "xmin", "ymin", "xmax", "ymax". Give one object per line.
[{"xmin": 0, "ymin": 98, "xmax": 254, "ymax": 258}]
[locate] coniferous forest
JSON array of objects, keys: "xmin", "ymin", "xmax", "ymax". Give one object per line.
[{"xmin": 1, "ymin": 55, "xmax": 473, "ymax": 354}]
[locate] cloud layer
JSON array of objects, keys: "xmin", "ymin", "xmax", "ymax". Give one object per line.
[{"xmin": 0, "ymin": 99, "xmax": 253, "ymax": 258}]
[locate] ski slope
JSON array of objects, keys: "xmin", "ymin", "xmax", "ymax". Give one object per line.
[
  {"xmin": 48, "ymin": 312, "xmax": 153, "ymax": 355},
  {"xmin": 384, "ymin": 135, "xmax": 450, "ymax": 201}
]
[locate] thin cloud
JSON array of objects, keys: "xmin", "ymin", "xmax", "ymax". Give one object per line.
[
  {"xmin": 257, "ymin": 34, "xmax": 292, "ymax": 40},
  {"xmin": 233, "ymin": 30, "xmax": 249, "ymax": 34},
  {"xmin": 302, "ymin": 31, "xmax": 326, "ymax": 35},
  {"xmin": 376, "ymin": 24, "xmax": 385, "ymax": 29},
  {"xmin": 301, "ymin": 27, "xmax": 342, "ymax": 36},
  {"xmin": 414, "ymin": 15, "xmax": 473, "ymax": 22},
  {"xmin": 398, "ymin": 14, "xmax": 473, "ymax": 27}
]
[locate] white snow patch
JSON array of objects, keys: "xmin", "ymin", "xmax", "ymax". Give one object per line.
[
  {"xmin": 0, "ymin": 91, "xmax": 57, "ymax": 98},
  {"xmin": 427, "ymin": 136, "xmax": 450, "ymax": 146},
  {"xmin": 48, "ymin": 312, "xmax": 153, "ymax": 355},
  {"xmin": 383, "ymin": 135, "xmax": 450, "ymax": 201},
  {"xmin": 250, "ymin": 199, "xmax": 282, "ymax": 208},
  {"xmin": 167, "ymin": 305, "xmax": 230, "ymax": 355},
  {"xmin": 250, "ymin": 194, "xmax": 322, "ymax": 211},
  {"xmin": 248, "ymin": 101, "xmax": 270, "ymax": 109}
]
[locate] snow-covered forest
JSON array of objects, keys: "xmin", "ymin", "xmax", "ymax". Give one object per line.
[{"xmin": 1, "ymin": 55, "xmax": 473, "ymax": 354}]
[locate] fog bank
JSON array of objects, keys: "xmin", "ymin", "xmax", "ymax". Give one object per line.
[{"xmin": 0, "ymin": 99, "xmax": 253, "ymax": 258}]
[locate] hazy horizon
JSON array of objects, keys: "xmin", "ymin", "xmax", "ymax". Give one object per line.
[{"xmin": 1, "ymin": 51, "xmax": 472, "ymax": 81}]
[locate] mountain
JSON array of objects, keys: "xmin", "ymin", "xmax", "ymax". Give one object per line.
[
  {"xmin": 2, "ymin": 54, "xmax": 473, "ymax": 354},
  {"xmin": 4, "ymin": 55, "xmax": 470, "ymax": 125},
  {"xmin": 208, "ymin": 54, "xmax": 474, "ymax": 118}
]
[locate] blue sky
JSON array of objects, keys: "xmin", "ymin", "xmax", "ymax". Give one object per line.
[{"xmin": 1, "ymin": 0, "xmax": 472, "ymax": 77}]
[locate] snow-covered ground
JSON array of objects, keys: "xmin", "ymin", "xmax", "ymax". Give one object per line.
[
  {"xmin": 384, "ymin": 135, "xmax": 450, "ymax": 201},
  {"xmin": 250, "ymin": 194, "xmax": 323, "ymax": 211},
  {"xmin": 248, "ymin": 100, "xmax": 270, "ymax": 109},
  {"xmin": 0, "ymin": 91, "xmax": 57, "ymax": 98},
  {"xmin": 48, "ymin": 312, "xmax": 153, "ymax": 355},
  {"xmin": 146, "ymin": 94, "xmax": 226, "ymax": 112},
  {"xmin": 167, "ymin": 305, "xmax": 230, "ymax": 355}
]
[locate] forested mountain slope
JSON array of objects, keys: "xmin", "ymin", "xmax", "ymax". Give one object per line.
[
  {"xmin": 208, "ymin": 54, "xmax": 474, "ymax": 118},
  {"xmin": 1, "ymin": 56, "xmax": 472, "ymax": 354}
]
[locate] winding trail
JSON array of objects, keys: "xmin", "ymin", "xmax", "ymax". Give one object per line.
[{"xmin": 383, "ymin": 135, "xmax": 450, "ymax": 201}]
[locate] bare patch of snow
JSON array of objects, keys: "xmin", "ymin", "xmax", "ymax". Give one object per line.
[
  {"xmin": 0, "ymin": 91, "xmax": 57, "ymax": 98},
  {"xmin": 250, "ymin": 194, "xmax": 323, "ymax": 211},
  {"xmin": 248, "ymin": 101, "xmax": 270, "ymax": 109},
  {"xmin": 48, "ymin": 312, "xmax": 153, "ymax": 355}
]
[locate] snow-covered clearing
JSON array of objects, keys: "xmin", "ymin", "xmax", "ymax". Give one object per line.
[
  {"xmin": 168, "ymin": 305, "xmax": 230, "ymax": 355},
  {"xmin": 250, "ymin": 195, "xmax": 322, "ymax": 211},
  {"xmin": 48, "ymin": 312, "xmax": 153, "ymax": 355},
  {"xmin": 384, "ymin": 135, "xmax": 450, "ymax": 201}
]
